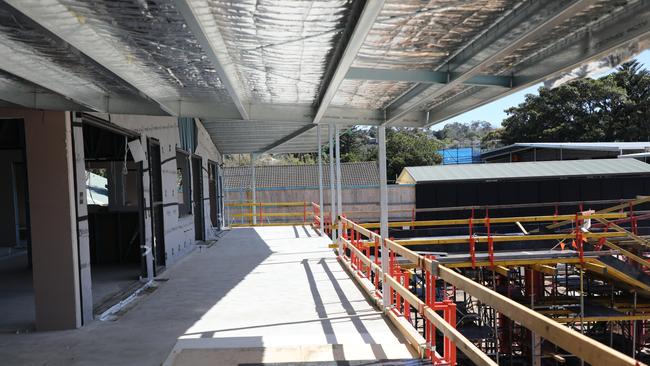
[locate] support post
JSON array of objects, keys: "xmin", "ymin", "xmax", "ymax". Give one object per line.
[
  {"xmin": 633, "ymin": 290, "xmax": 637, "ymax": 359},
  {"xmin": 317, "ymin": 125, "xmax": 324, "ymax": 235},
  {"xmin": 335, "ymin": 125, "xmax": 343, "ymax": 238},
  {"xmin": 250, "ymin": 153, "xmax": 256, "ymax": 225},
  {"xmin": 25, "ymin": 111, "xmax": 83, "ymax": 329},
  {"xmin": 580, "ymin": 267, "xmax": 585, "ymax": 366},
  {"xmin": 378, "ymin": 126, "xmax": 390, "ymax": 308},
  {"xmin": 328, "ymin": 124, "xmax": 336, "ymax": 242}
]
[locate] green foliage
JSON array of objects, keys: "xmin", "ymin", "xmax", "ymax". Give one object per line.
[
  {"xmin": 500, "ymin": 61, "xmax": 650, "ymax": 144},
  {"xmin": 433, "ymin": 121, "xmax": 495, "ymax": 147},
  {"xmin": 385, "ymin": 128, "xmax": 442, "ymax": 180},
  {"xmin": 480, "ymin": 129, "xmax": 503, "ymax": 149},
  {"xmin": 225, "ymin": 126, "xmax": 442, "ymax": 181},
  {"xmin": 323, "ymin": 127, "xmax": 442, "ymax": 180}
]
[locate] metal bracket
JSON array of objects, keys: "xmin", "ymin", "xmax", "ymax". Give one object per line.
[{"xmin": 429, "ymin": 259, "xmax": 440, "ymax": 277}]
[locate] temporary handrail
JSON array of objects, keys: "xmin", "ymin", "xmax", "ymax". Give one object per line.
[
  {"xmin": 387, "ymin": 231, "xmax": 627, "ymax": 246},
  {"xmin": 339, "ymin": 235, "xmax": 493, "ymax": 365},
  {"xmin": 418, "ymin": 197, "xmax": 650, "ymax": 214},
  {"xmin": 338, "ymin": 216, "xmax": 643, "ymax": 366},
  {"xmin": 227, "ymin": 201, "xmax": 312, "ymax": 226},
  {"xmin": 546, "ymin": 195, "xmax": 650, "ymax": 230},
  {"xmin": 356, "ymin": 212, "xmax": 626, "ymax": 229},
  {"xmin": 226, "ymin": 201, "xmax": 309, "ymax": 207},
  {"xmin": 320, "ymin": 197, "xmax": 649, "ymax": 217},
  {"xmin": 595, "ymin": 218, "xmax": 650, "ymax": 249}
]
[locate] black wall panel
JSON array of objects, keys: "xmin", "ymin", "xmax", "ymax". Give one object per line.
[{"xmin": 415, "ymin": 174, "xmax": 650, "ymax": 221}]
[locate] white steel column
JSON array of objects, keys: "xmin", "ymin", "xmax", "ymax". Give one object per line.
[
  {"xmin": 335, "ymin": 125, "xmax": 343, "ymax": 239},
  {"xmin": 378, "ymin": 126, "xmax": 390, "ymax": 308},
  {"xmin": 317, "ymin": 125, "xmax": 324, "ymax": 235},
  {"xmin": 250, "ymin": 153, "xmax": 256, "ymax": 225},
  {"xmin": 328, "ymin": 124, "xmax": 337, "ymax": 242}
]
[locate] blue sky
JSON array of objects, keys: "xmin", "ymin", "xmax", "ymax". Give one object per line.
[{"xmin": 430, "ymin": 49, "xmax": 650, "ymax": 130}]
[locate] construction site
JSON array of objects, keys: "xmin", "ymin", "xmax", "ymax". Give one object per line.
[{"xmin": 1, "ymin": 1, "xmax": 650, "ymax": 365}]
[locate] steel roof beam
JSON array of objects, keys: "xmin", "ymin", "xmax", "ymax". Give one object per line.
[
  {"xmin": 0, "ymin": 76, "xmax": 84, "ymax": 111},
  {"xmin": 203, "ymin": 104, "xmax": 427, "ymax": 126},
  {"xmin": 0, "ymin": 35, "xmax": 167, "ymax": 115},
  {"xmin": 425, "ymin": 0, "xmax": 650, "ymax": 126},
  {"xmin": 383, "ymin": 0, "xmax": 599, "ymax": 126},
  {"xmin": 174, "ymin": 0, "xmax": 250, "ymax": 120},
  {"xmin": 346, "ymin": 67, "xmax": 513, "ymax": 88},
  {"xmin": 257, "ymin": 125, "xmax": 317, "ymax": 154},
  {"xmin": 4, "ymin": 0, "xmax": 194, "ymax": 117},
  {"xmin": 312, "ymin": 0, "xmax": 386, "ymax": 125}
]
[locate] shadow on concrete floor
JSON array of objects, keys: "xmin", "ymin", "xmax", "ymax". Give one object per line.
[{"xmin": 0, "ymin": 228, "xmax": 272, "ymax": 366}]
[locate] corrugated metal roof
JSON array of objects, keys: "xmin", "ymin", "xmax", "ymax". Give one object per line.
[
  {"xmin": 0, "ymin": 1, "xmax": 647, "ymax": 154},
  {"xmin": 224, "ymin": 161, "xmax": 379, "ymax": 190},
  {"xmin": 402, "ymin": 158, "xmax": 650, "ymax": 183},
  {"xmin": 483, "ymin": 142, "xmax": 650, "ymax": 158}
]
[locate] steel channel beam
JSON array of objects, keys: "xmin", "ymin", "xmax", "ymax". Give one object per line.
[
  {"xmin": 5, "ymin": 0, "xmax": 189, "ymax": 117},
  {"xmin": 346, "ymin": 67, "xmax": 513, "ymax": 88},
  {"xmin": 174, "ymin": 0, "xmax": 250, "ymax": 119},
  {"xmin": 384, "ymin": 0, "xmax": 599, "ymax": 126},
  {"xmin": 425, "ymin": 0, "xmax": 650, "ymax": 126},
  {"xmin": 312, "ymin": 1, "xmax": 386, "ymax": 125}
]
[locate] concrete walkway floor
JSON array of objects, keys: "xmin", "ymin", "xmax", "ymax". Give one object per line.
[{"xmin": 0, "ymin": 226, "xmax": 414, "ymax": 366}]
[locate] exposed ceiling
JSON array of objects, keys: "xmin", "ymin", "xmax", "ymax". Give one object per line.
[{"xmin": 0, "ymin": 0, "xmax": 648, "ymax": 154}]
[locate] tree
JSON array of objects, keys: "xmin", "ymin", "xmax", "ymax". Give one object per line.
[
  {"xmin": 225, "ymin": 127, "xmax": 442, "ymax": 180},
  {"xmin": 499, "ymin": 61, "xmax": 650, "ymax": 144},
  {"xmin": 607, "ymin": 61, "xmax": 650, "ymax": 140},
  {"xmin": 480, "ymin": 129, "xmax": 503, "ymax": 149},
  {"xmin": 433, "ymin": 121, "xmax": 494, "ymax": 146},
  {"xmin": 385, "ymin": 128, "xmax": 442, "ymax": 180}
]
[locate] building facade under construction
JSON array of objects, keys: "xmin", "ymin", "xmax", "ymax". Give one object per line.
[{"xmin": 1, "ymin": 1, "xmax": 650, "ymax": 366}]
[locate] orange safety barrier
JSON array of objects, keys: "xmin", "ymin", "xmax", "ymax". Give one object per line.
[
  {"xmin": 312, "ymin": 202, "xmax": 321, "ymax": 230},
  {"xmin": 630, "ymin": 203, "xmax": 639, "ymax": 235},
  {"xmin": 338, "ymin": 215, "xmax": 642, "ymax": 366},
  {"xmin": 485, "ymin": 209, "xmax": 494, "ymax": 268},
  {"xmin": 573, "ymin": 213, "xmax": 585, "ymax": 264},
  {"xmin": 424, "ymin": 254, "xmax": 457, "ymax": 364},
  {"xmin": 469, "ymin": 208, "xmax": 476, "ymax": 269},
  {"xmin": 595, "ymin": 223, "xmax": 609, "ymax": 251},
  {"xmin": 338, "ymin": 217, "xmax": 461, "ymax": 365},
  {"xmin": 229, "ymin": 201, "xmax": 314, "ymax": 227}
]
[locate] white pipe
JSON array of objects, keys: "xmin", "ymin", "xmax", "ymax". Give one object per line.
[
  {"xmin": 250, "ymin": 153, "xmax": 256, "ymax": 225},
  {"xmin": 328, "ymin": 124, "xmax": 336, "ymax": 241},
  {"xmin": 317, "ymin": 125, "xmax": 324, "ymax": 235},
  {"xmin": 335, "ymin": 125, "xmax": 343, "ymax": 240},
  {"xmin": 378, "ymin": 126, "xmax": 390, "ymax": 308}
]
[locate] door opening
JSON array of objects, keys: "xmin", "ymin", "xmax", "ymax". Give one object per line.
[
  {"xmin": 0, "ymin": 118, "xmax": 34, "ymax": 332},
  {"xmin": 148, "ymin": 138, "xmax": 166, "ymax": 272},
  {"xmin": 80, "ymin": 121, "xmax": 146, "ymax": 313},
  {"xmin": 192, "ymin": 156, "xmax": 204, "ymax": 240}
]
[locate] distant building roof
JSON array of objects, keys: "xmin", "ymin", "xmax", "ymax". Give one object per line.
[
  {"xmin": 482, "ymin": 142, "xmax": 650, "ymax": 160},
  {"xmin": 224, "ymin": 161, "xmax": 379, "ymax": 190},
  {"xmin": 397, "ymin": 158, "xmax": 650, "ymax": 184}
]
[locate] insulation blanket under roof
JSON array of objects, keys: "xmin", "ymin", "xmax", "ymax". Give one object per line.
[
  {"xmin": 331, "ymin": 0, "xmax": 518, "ymax": 109},
  {"xmin": 41, "ymin": 0, "xmax": 232, "ymax": 102},
  {"xmin": 0, "ymin": 1, "xmax": 138, "ymax": 97},
  {"xmin": 424, "ymin": 0, "xmax": 641, "ymax": 111},
  {"xmin": 204, "ymin": 0, "xmax": 351, "ymax": 104}
]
